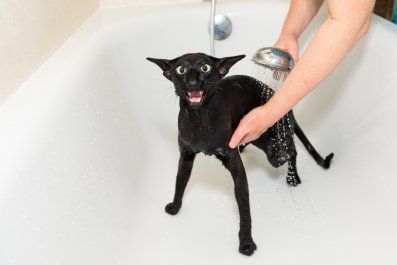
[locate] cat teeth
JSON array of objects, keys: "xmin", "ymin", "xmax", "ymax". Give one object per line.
[
  {"xmin": 187, "ymin": 91, "xmax": 204, "ymax": 103},
  {"xmin": 189, "ymin": 97, "xmax": 202, "ymax": 103}
]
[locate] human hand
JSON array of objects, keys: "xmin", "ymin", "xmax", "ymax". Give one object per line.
[
  {"xmin": 229, "ymin": 106, "xmax": 274, "ymax": 149},
  {"xmin": 274, "ymin": 34, "xmax": 299, "ymax": 63}
]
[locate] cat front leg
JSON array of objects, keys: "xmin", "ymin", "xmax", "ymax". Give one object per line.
[
  {"xmin": 217, "ymin": 149, "xmax": 257, "ymax": 256},
  {"xmin": 165, "ymin": 143, "xmax": 196, "ymax": 215}
]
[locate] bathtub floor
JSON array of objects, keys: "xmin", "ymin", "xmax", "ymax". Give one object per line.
[{"xmin": 1, "ymin": 109, "xmax": 396, "ymax": 265}]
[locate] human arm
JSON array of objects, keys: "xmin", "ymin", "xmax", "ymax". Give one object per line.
[
  {"xmin": 229, "ymin": 0, "xmax": 375, "ymax": 149},
  {"xmin": 274, "ymin": 0, "xmax": 325, "ymax": 62}
]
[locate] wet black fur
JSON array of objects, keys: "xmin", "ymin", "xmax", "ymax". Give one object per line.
[{"xmin": 147, "ymin": 53, "xmax": 333, "ymax": 256}]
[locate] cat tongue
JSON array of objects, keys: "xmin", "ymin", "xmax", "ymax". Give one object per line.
[{"xmin": 188, "ymin": 91, "xmax": 203, "ymax": 103}]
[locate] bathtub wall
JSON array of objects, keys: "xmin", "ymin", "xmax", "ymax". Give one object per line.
[
  {"xmin": 0, "ymin": 0, "xmax": 99, "ymax": 103},
  {"xmin": 99, "ymin": 0, "xmax": 200, "ymax": 7}
]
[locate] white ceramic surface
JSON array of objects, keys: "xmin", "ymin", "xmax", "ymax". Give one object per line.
[{"xmin": 1, "ymin": 1, "xmax": 397, "ymax": 264}]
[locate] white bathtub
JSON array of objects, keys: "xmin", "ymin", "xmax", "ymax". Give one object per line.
[{"xmin": 1, "ymin": 1, "xmax": 397, "ymax": 264}]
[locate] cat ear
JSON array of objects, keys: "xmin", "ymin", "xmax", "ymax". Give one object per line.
[
  {"xmin": 146, "ymin": 57, "xmax": 173, "ymax": 80},
  {"xmin": 216, "ymin": 55, "xmax": 246, "ymax": 76}
]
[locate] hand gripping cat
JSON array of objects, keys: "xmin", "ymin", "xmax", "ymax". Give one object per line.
[{"xmin": 147, "ymin": 53, "xmax": 333, "ymax": 256}]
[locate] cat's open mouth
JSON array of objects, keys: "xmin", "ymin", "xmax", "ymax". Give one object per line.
[{"xmin": 187, "ymin": 91, "xmax": 205, "ymax": 105}]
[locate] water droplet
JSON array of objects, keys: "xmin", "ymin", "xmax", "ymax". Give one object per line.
[{"xmin": 253, "ymin": 67, "xmax": 294, "ymax": 166}]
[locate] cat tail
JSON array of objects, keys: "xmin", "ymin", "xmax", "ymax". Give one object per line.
[{"xmin": 293, "ymin": 120, "xmax": 334, "ymax": 169}]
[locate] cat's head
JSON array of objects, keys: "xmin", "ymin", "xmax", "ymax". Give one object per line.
[{"xmin": 147, "ymin": 53, "xmax": 245, "ymax": 109}]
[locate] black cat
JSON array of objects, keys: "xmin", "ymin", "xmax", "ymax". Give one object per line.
[{"xmin": 147, "ymin": 53, "xmax": 333, "ymax": 256}]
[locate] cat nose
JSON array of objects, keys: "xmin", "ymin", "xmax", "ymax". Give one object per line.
[{"xmin": 188, "ymin": 80, "xmax": 199, "ymax": 87}]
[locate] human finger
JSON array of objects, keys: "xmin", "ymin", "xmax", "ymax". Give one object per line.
[{"xmin": 229, "ymin": 125, "xmax": 247, "ymax": 149}]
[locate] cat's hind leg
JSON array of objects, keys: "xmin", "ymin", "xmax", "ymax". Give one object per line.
[
  {"xmin": 286, "ymin": 153, "xmax": 301, "ymax": 187},
  {"xmin": 252, "ymin": 133, "xmax": 301, "ymax": 187}
]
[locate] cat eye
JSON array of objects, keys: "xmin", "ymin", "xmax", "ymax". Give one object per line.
[
  {"xmin": 175, "ymin": 65, "xmax": 187, "ymax": 75},
  {"xmin": 200, "ymin": 64, "xmax": 212, "ymax": 73}
]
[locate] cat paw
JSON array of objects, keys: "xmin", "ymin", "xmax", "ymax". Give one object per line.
[
  {"xmin": 165, "ymin": 202, "xmax": 181, "ymax": 215},
  {"xmin": 239, "ymin": 238, "xmax": 257, "ymax": 256},
  {"xmin": 286, "ymin": 174, "xmax": 301, "ymax": 187}
]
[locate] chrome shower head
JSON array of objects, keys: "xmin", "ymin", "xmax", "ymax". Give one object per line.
[{"xmin": 252, "ymin": 47, "xmax": 294, "ymax": 71}]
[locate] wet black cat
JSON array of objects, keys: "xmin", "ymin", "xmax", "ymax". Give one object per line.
[{"xmin": 147, "ymin": 53, "xmax": 333, "ymax": 256}]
